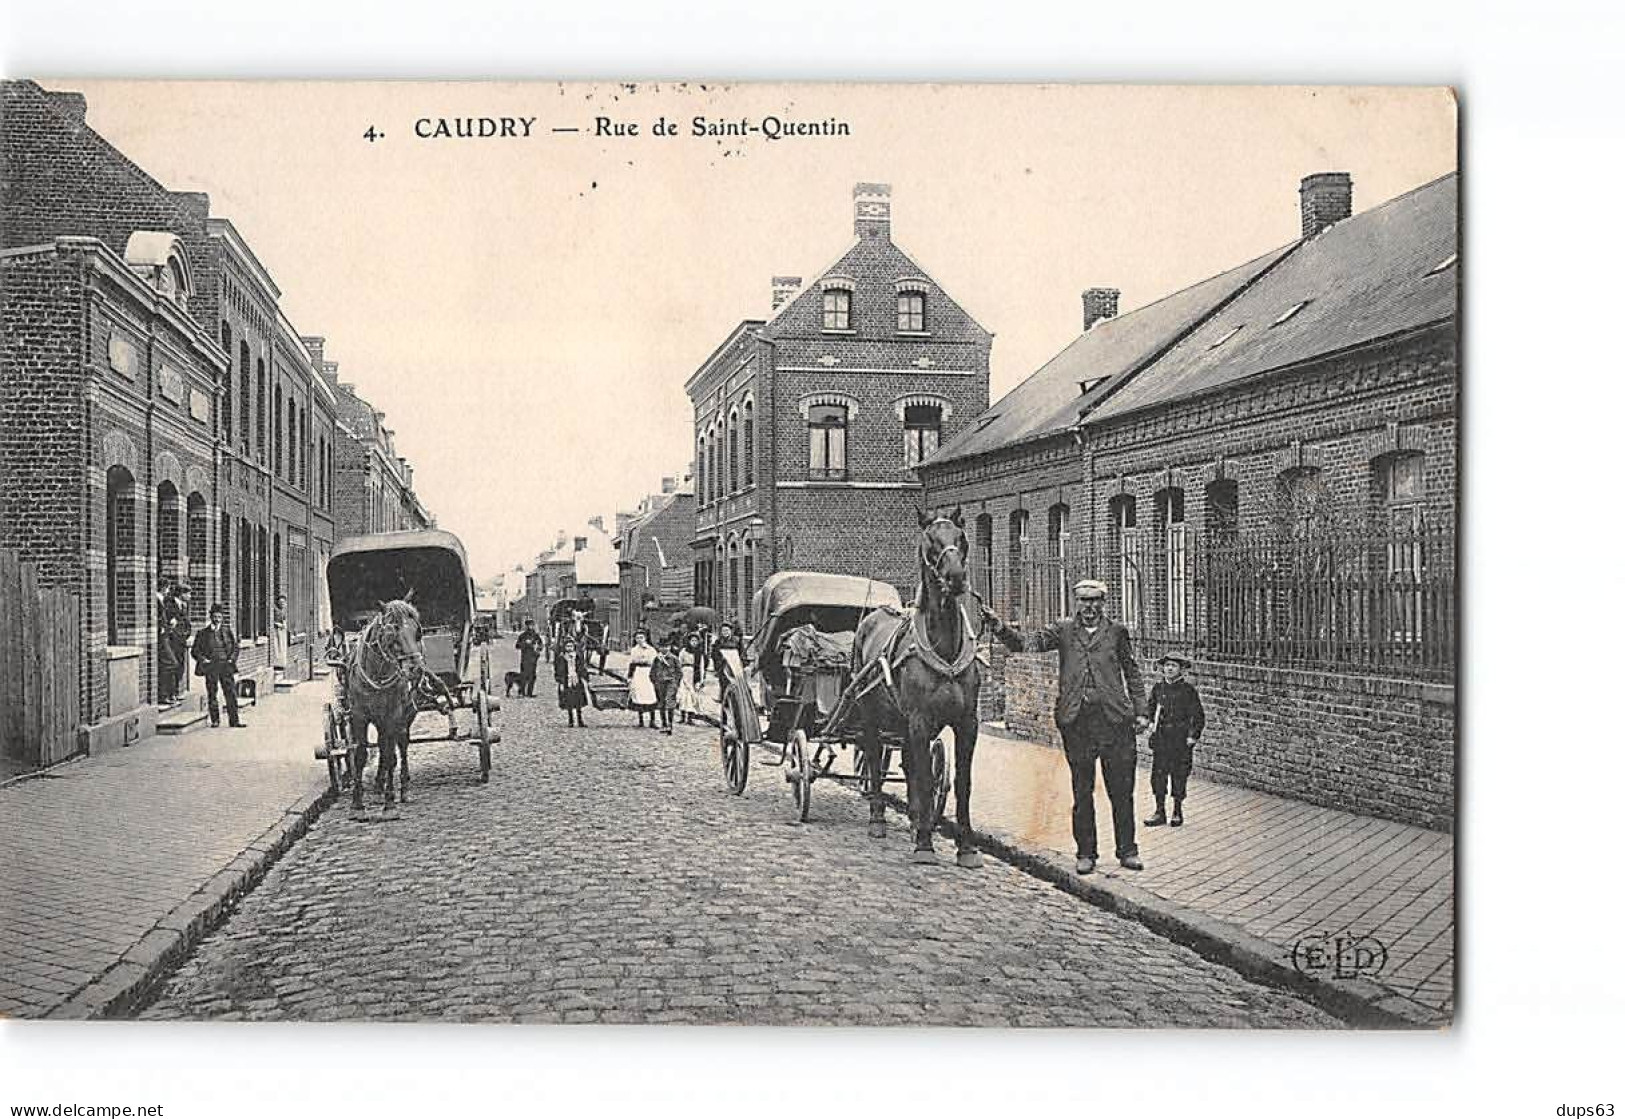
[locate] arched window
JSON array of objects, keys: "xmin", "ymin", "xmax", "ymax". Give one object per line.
[
  {"xmin": 728, "ymin": 409, "xmax": 739, "ymax": 493},
  {"xmin": 273, "ymin": 531, "xmax": 282, "ymax": 599},
  {"xmin": 1046, "ymin": 503, "xmax": 1070, "ymax": 619},
  {"xmin": 1156, "ymin": 489, "xmax": 1187, "ymax": 635},
  {"xmin": 300, "ymin": 407, "xmax": 309, "ymax": 490},
  {"xmin": 255, "ymin": 359, "xmax": 266, "ymax": 459},
  {"xmin": 186, "ymin": 493, "xmax": 209, "ymax": 624},
  {"xmin": 742, "ymin": 400, "xmax": 755, "ymax": 487},
  {"xmin": 726, "ymin": 535, "xmax": 741, "ymax": 624},
  {"xmin": 256, "ymin": 525, "xmax": 269, "ymax": 638},
  {"xmin": 1205, "ymin": 479, "xmax": 1240, "ymax": 544},
  {"xmin": 709, "ymin": 429, "xmax": 720, "ymax": 504},
  {"xmin": 696, "ymin": 435, "xmax": 707, "ymax": 508},
  {"xmin": 238, "ymin": 342, "xmax": 251, "ymax": 445},
  {"xmin": 902, "ymin": 404, "xmax": 942, "ymax": 469},
  {"xmin": 1008, "ymin": 509, "xmax": 1030, "ymax": 619},
  {"xmin": 219, "ymin": 511, "xmax": 232, "ymax": 621},
  {"xmin": 220, "ymin": 324, "xmax": 234, "ymax": 442},
  {"xmin": 273, "ymin": 384, "xmax": 284, "ymax": 478},
  {"xmin": 742, "ymin": 537, "xmax": 755, "ymax": 627},
  {"xmin": 105, "ymin": 466, "xmax": 137, "ymax": 644},
  {"xmin": 807, "ymin": 404, "xmax": 848, "ymax": 480},
  {"xmin": 974, "ymin": 512, "xmax": 994, "ymax": 604},
  {"xmin": 1108, "ymin": 495, "xmax": 1139, "ymax": 627},
  {"xmin": 156, "ymin": 481, "xmax": 182, "ymax": 593}
]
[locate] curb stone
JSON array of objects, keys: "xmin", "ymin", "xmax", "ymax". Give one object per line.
[
  {"xmin": 44, "ymin": 784, "xmax": 334, "ymax": 1020},
  {"xmin": 872, "ymin": 788, "xmax": 1445, "ymax": 1030}
]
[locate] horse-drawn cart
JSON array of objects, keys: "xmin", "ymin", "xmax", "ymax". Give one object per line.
[
  {"xmin": 718, "ymin": 571, "xmax": 950, "ymax": 825},
  {"xmin": 316, "ymin": 529, "xmax": 501, "ymax": 799}
]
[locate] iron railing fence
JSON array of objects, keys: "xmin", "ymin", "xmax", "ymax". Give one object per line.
[{"xmin": 981, "ymin": 523, "xmax": 1456, "ymax": 682}]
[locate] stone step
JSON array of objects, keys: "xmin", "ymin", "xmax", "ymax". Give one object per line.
[{"xmin": 156, "ymin": 707, "xmax": 209, "ymax": 735}]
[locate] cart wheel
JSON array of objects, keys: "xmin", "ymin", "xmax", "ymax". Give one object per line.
[
  {"xmin": 476, "ymin": 690, "xmax": 493, "ymax": 784},
  {"xmin": 322, "ymin": 703, "xmax": 342, "ymax": 794},
  {"xmin": 929, "ymin": 737, "xmax": 951, "ymax": 830},
  {"xmin": 787, "ymin": 730, "xmax": 814, "ymax": 823},
  {"xmin": 720, "ymin": 686, "xmax": 750, "ymax": 795}
]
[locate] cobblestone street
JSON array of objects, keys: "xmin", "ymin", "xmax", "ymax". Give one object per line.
[{"xmin": 142, "ymin": 650, "xmax": 1337, "ymax": 1027}]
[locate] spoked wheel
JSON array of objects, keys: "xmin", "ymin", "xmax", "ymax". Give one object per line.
[
  {"xmin": 928, "ymin": 737, "xmax": 951, "ymax": 830},
  {"xmin": 720, "ymin": 684, "xmax": 750, "ymax": 795},
  {"xmin": 786, "ymin": 730, "xmax": 814, "ymax": 823},
  {"xmin": 475, "ymin": 690, "xmax": 493, "ymax": 783},
  {"xmin": 322, "ymin": 702, "xmax": 346, "ymax": 794}
]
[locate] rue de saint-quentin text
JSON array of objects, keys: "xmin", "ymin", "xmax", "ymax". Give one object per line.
[{"xmin": 408, "ymin": 115, "xmax": 852, "ymax": 141}]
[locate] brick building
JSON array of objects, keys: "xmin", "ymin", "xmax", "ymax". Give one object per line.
[
  {"xmin": 614, "ymin": 473, "xmax": 696, "ymax": 644},
  {"xmin": 204, "ymin": 220, "xmax": 341, "ymax": 692},
  {"xmin": 322, "ymin": 366, "xmax": 434, "ymax": 539},
  {"xmin": 920, "ymin": 171, "xmax": 1459, "ymax": 830},
  {"xmin": 0, "ymin": 80, "xmax": 430, "ymax": 749},
  {"xmin": 686, "ymin": 183, "xmax": 992, "ymax": 629}
]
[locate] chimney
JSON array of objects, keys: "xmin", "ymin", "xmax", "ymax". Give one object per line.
[
  {"xmin": 1082, "ymin": 287, "xmax": 1120, "ymax": 332},
  {"xmin": 573, "ymin": 536, "xmax": 588, "ymax": 552},
  {"xmin": 1299, "ymin": 172, "xmax": 1353, "ymax": 238},
  {"xmin": 45, "ymin": 91, "xmax": 87, "ymax": 124},
  {"xmin": 771, "ymin": 276, "xmax": 802, "ymax": 312},
  {"xmin": 853, "ymin": 182, "xmax": 892, "ymax": 241},
  {"xmin": 301, "ymin": 336, "xmax": 326, "ymax": 369},
  {"xmin": 660, "ymin": 475, "xmax": 676, "ymax": 494},
  {"xmin": 587, "ymin": 515, "xmax": 604, "ymax": 533}
]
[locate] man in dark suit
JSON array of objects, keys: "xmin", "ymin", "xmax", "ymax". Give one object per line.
[
  {"xmin": 984, "ymin": 579, "xmax": 1148, "ymax": 875},
  {"xmin": 515, "ymin": 619, "xmax": 543, "ymax": 697},
  {"xmin": 194, "ymin": 603, "xmax": 245, "ymax": 728}
]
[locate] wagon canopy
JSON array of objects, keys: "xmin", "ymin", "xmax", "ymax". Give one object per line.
[
  {"xmin": 748, "ymin": 571, "xmax": 902, "ymax": 659},
  {"xmin": 327, "ymin": 530, "xmax": 473, "ymax": 632}
]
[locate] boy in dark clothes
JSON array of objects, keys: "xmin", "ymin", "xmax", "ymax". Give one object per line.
[{"xmin": 1144, "ymin": 652, "xmax": 1205, "ymax": 828}]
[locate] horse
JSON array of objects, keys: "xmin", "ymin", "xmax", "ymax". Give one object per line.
[
  {"xmin": 346, "ymin": 599, "xmax": 424, "ymax": 818},
  {"xmin": 851, "ymin": 507, "xmax": 985, "ymax": 868}
]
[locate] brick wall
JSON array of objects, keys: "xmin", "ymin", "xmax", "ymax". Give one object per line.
[
  {"xmin": 0, "ymin": 249, "xmax": 87, "ymax": 588},
  {"xmin": 1000, "ymin": 650, "xmax": 1454, "ymax": 832},
  {"xmin": 2, "ymin": 81, "xmax": 217, "ymax": 324}
]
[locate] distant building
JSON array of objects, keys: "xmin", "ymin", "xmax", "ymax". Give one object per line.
[
  {"xmin": 615, "ymin": 471, "xmax": 696, "ymax": 643},
  {"xmin": 560, "ymin": 517, "xmax": 620, "ymax": 637},
  {"xmin": 686, "ymin": 182, "xmax": 992, "ymax": 628}
]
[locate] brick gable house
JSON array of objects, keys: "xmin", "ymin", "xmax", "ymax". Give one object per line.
[
  {"xmin": 686, "ymin": 183, "xmax": 992, "ymax": 628},
  {"xmin": 0, "ymin": 80, "xmax": 430, "ymax": 753},
  {"xmin": 920, "ymin": 172, "xmax": 1459, "ymax": 831}
]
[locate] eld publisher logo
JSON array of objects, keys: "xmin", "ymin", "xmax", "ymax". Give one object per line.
[{"xmin": 1290, "ymin": 932, "xmax": 1389, "ymax": 980}]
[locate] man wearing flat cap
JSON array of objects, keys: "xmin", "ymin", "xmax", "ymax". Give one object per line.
[{"xmin": 983, "ymin": 578, "xmax": 1148, "ymax": 874}]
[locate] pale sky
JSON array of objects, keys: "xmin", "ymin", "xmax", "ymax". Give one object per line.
[{"xmin": 60, "ymin": 82, "xmax": 1456, "ymax": 579}]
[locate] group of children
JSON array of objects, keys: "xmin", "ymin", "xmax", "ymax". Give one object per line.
[{"xmin": 621, "ymin": 630, "xmax": 696, "ymax": 734}]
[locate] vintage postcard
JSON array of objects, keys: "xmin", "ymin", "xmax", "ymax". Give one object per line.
[{"xmin": 0, "ymin": 81, "xmax": 1457, "ymax": 1028}]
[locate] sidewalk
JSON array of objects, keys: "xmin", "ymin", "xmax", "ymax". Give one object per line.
[
  {"xmin": 962, "ymin": 724, "xmax": 1454, "ymax": 1026},
  {"xmin": 0, "ymin": 681, "xmax": 331, "ymax": 1019}
]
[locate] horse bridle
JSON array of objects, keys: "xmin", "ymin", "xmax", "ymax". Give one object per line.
[
  {"xmin": 919, "ymin": 516, "xmax": 968, "ymax": 596},
  {"xmin": 354, "ymin": 609, "xmax": 423, "ymax": 692}
]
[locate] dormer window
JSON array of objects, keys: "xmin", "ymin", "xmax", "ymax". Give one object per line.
[
  {"xmin": 823, "ymin": 287, "xmax": 851, "ymax": 331},
  {"xmin": 123, "ymin": 231, "xmax": 192, "ymax": 312}
]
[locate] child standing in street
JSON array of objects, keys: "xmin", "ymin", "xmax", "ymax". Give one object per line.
[
  {"xmin": 1144, "ymin": 653, "xmax": 1206, "ymax": 828},
  {"xmin": 555, "ymin": 638, "xmax": 589, "ymax": 727},
  {"xmin": 651, "ymin": 635, "xmax": 680, "ymax": 735}
]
